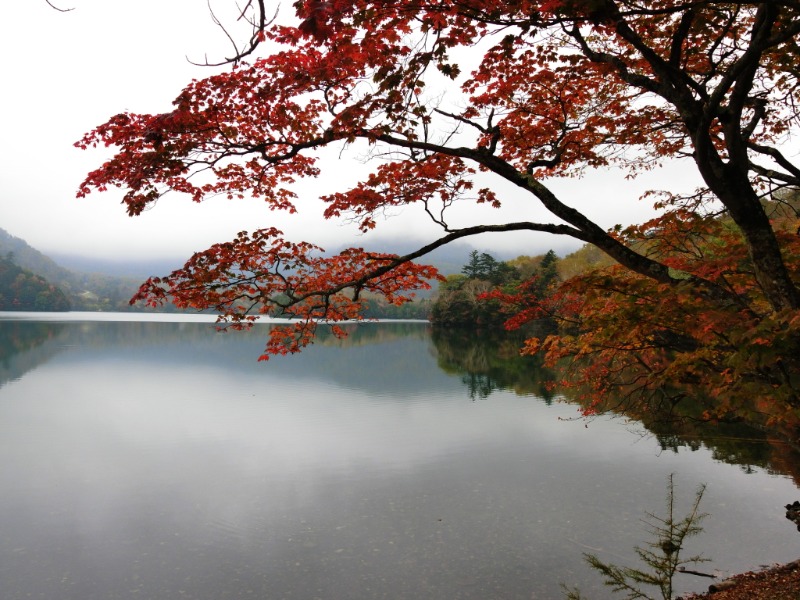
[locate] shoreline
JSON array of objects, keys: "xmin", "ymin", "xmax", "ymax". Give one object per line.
[{"xmin": 681, "ymin": 558, "xmax": 800, "ymax": 599}]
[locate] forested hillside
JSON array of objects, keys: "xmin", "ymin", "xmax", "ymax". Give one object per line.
[
  {"xmin": 0, "ymin": 228, "xmax": 142, "ymax": 311},
  {"xmin": 0, "ymin": 254, "xmax": 70, "ymax": 311}
]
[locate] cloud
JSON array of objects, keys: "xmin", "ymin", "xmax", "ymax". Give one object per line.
[{"xmin": 0, "ymin": 1, "xmax": 697, "ymax": 265}]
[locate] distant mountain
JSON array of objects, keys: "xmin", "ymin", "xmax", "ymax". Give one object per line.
[
  {"xmin": 0, "ymin": 228, "xmax": 144, "ymax": 311},
  {"xmin": 0, "ymin": 229, "xmax": 74, "ymax": 284}
]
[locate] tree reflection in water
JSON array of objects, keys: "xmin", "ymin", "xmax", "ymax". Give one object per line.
[
  {"xmin": 431, "ymin": 328, "xmax": 556, "ymax": 402},
  {"xmin": 0, "ymin": 320, "xmax": 65, "ymax": 389},
  {"xmin": 3, "ymin": 315, "xmax": 800, "ymax": 486},
  {"xmin": 430, "ymin": 327, "xmax": 800, "ymax": 486}
]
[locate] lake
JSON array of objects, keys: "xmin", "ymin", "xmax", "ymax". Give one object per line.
[{"xmin": 0, "ymin": 312, "xmax": 798, "ymax": 599}]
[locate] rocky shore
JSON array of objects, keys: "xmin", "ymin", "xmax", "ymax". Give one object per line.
[{"xmin": 680, "ymin": 559, "xmax": 800, "ymax": 599}]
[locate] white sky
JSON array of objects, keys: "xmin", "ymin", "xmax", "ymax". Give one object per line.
[{"xmin": 0, "ymin": 1, "xmax": 699, "ymax": 265}]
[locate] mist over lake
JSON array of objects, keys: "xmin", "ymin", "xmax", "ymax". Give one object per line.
[{"xmin": 1, "ymin": 313, "xmax": 798, "ymax": 599}]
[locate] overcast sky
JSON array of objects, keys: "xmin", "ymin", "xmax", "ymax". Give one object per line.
[{"xmin": 1, "ymin": 1, "xmax": 699, "ymax": 266}]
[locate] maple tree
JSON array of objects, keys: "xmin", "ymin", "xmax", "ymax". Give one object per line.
[{"xmin": 77, "ymin": 1, "xmax": 800, "ymax": 419}]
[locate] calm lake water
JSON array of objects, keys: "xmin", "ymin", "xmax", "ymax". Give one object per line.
[{"xmin": 1, "ymin": 312, "xmax": 798, "ymax": 599}]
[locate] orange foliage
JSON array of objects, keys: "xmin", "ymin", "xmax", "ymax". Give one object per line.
[{"xmin": 514, "ymin": 212, "xmax": 800, "ymax": 428}]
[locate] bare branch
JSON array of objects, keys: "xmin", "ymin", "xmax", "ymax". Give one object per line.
[
  {"xmin": 45, "ymin": 0, "xmax": 74, "ymax": 12},
  {"xmin": 189, "ymin": 0, "xmax": 275, "ymax": 67}
]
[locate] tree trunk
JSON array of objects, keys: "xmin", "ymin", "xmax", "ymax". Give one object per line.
[{"xmin": 709, "ymin": 162, "xmax": 800, "ymax": 312}]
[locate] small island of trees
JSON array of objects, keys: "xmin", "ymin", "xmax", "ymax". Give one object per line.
[{"xmin": 431, "ymin": 249, "xmax": 562, "ymax": 329}]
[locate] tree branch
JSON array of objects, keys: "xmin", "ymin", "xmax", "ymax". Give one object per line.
[
  {"xmin": 45, "ymin": 0, "xmax": 73, "ymax": 12},
  {"xmin": 189, "ymin": 0, "xmax": 273, "ymax": 66}
]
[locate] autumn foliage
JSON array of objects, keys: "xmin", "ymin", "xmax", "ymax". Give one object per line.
[
  {"xmin": 77, "ymin": 2, "xmax": 800, "ymax": 428},
  {"xmin": 513, "ymin": 203, "xmax": 800, "ymax": 429}
]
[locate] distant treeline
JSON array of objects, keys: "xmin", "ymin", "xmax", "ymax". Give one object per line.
[
  {"xmin": 429, "ymin": 245, "xmax": 612, "ymax": 329},
  {"xmin": 356, "ymin": 243, "xmax": 612, "ymax": 322}
]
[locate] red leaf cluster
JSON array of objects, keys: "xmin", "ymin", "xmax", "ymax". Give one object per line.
[{"xmin": 132, "ymin": 227, "xmax": 440, "ymax": 359}]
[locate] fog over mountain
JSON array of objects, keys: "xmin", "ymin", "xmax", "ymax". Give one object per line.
[
  {"xmin": 46, "ymin": 236, "xmax": 549, "ymax": 280},
  {"xmin": 0, "ymin": 228, "xmax": 142, "ymax": 311},
  {"xmin": 46, "ymin": 253, "xmax": 187, "ymax": 280}
]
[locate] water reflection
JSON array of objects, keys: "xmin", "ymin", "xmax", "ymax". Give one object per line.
[
  {"xmin": 429, "ymin": 326, "xmax": 800, "ymax": 488},
  {"xmin": 431, "ymin": 328, "xmax": 556, "ymax": 402},
  {"xmin": 0, "ymin": 315, "xmax": 798, "ymax": 600},
  {"xmin": 0, "ymin": 320, "xmax": 66, "ymax": 388}
]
